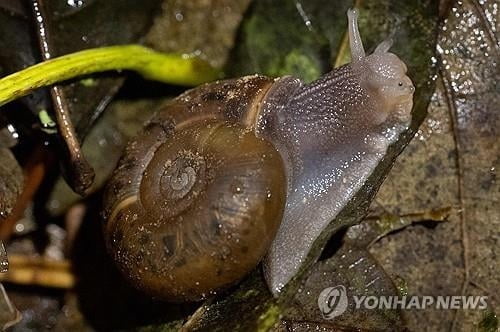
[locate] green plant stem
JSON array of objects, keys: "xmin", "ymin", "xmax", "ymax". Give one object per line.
[{"xmin": 0, "ymin": 45, "xmax": 221, "ymax": 107}]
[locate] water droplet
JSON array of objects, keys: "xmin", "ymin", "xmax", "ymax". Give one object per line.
[
  {"xmin": 67, "ymin": 0, "xmax": 85, "ymax": 8},
  {"xmin": 231, "ymin": 179, "xmax": 244, "ymax": 195},
  {"xmin": 175, "ymin": 12, "xmax": 184, "ymax": 21}
]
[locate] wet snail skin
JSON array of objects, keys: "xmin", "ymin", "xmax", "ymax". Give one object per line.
[{"xmin": 102, "ymin": 9, "xmax": 415, "ymax": 301}]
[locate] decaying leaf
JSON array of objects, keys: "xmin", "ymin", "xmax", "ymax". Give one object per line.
[
  {"xmin": 146, "ymin": 0, "xmax": 253, "ymax": 69},
  {"xmin": 0, "ymin": 283, "xmax": 21, "ymax": 330},
  {"xmin": 286, "ymin": 247, "xmax": 407, "ymax": 331},
  {"xmin": 0, "ymin": 148, "xmax": 23, "ymax": 222},
  {"xmin": 367, "ymin": 0, "xmax": 499, "ymax": 330},
  {"xmin": 275, "ymin": 209, "xmax": 451, "ymax": 331}
]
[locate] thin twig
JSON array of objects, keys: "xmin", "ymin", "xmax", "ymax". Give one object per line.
[
  {"xmin": 347, "ymin": 207, "xmax": 453, "ymax": 248},
  {"xmin": 31, "ymin": 0, "xmax": 94, "ymax": 195},
  {"xmin": 373, "ymin": 198, "xmax": 393, "ymax": 214},
  {"xmin": 439, "ymin": 68, "xmax": 470, "ymax": 332},
  {"xmin": 469, "ymin": 280, "xmax": 496, "ymax": 303},
  {"xmin": 0, "ymin": 254, "xmax": 74, "ymax": 289}
]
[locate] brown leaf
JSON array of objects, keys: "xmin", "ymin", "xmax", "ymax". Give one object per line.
[{"xmin": 368, "ymin": 0, "xmax": 499, "ymax": 330}]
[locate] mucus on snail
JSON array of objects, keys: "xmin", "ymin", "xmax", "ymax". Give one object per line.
[{"xmin": 102, "ymin": 9, "xmax": 415, "ymax": 302}]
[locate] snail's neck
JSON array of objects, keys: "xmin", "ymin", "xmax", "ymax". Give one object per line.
[
  {"xmin": 257, "ymin": 64, "xmax": 385, "ymax": 190},
  {"xmin": 288, "ymin": 64, "xmax": 369, "ymax": 129},
  {"xmin": 263, "ymin": 65, "xmax": 376, "ymax": 151}
]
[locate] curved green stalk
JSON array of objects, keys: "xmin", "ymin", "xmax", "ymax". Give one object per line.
[{"xmin": 0, "ymin": 45, "xmax": 221, "ymax": 107}]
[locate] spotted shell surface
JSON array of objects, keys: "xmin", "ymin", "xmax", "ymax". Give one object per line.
[{"xmin": 103, "ymin": 76, "xmax": 286, "ymax": 301}]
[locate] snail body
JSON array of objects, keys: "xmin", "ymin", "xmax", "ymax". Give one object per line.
[{"xmin": 103, "ymin": 9, "xmax": 415, "ymax": 301}]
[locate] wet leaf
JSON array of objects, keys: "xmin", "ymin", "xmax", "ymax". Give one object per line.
[
  {"xmin": 0, "ymin": 1, "xmax": 51, "ymax": 113},
  {"xmin": 0, "ymin": 148, "xmax": 23, "ymax": 222},
  {"xmin": 478, "ymin": 311, "xmax": 499, "ymax": 332},
  {"xmin": 285, "ymin": 247, "xmax": 407, "ymax": 331},
  {"xmin": 146, "ymin": 0, "xmax": 252, "ymax": 68},
  {"xmin": 365, "ymin": 0, "xmax": 499, "ymax": 330},
  {"xmin": 226, "ymin": 0, "xmax": 338, "ymax": 82},
  {"xmin": 0, "ymin": 283, "xmax": 21, "ymax": 330},
  {"xmin": 274, "ymin": 210, "xmax": 451, "ymax": 331}
]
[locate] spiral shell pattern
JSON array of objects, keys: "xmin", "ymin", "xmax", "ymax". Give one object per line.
[{"xmin": 103, "ymin": 76, "xmax": 286, "ymax": 301}]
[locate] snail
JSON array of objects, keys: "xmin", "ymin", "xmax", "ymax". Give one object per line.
[{"xmin": 102, "ymin": 9, "xmax": 414, "ymax": 301}]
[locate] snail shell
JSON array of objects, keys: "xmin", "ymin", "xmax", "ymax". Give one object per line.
[
  {"xmin": 103, "ymin": 9, "xmax": 415, "ymax": 301},
  {"xmin": 103, "ymin": 77, "xmax": 287, "ymax": 301}
]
